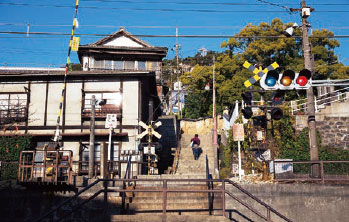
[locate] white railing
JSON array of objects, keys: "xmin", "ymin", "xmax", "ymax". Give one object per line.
[{"xmin": 290, "ymin": 87, "xmax": 349, "ymax": 115}]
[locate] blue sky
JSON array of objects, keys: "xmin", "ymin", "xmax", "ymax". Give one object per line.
[{"xmin": 0, "ymin": 0, "xmax": 349, "ymax": 67}]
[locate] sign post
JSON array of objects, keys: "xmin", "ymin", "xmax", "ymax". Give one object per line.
[
  {"xmin": 105, "ymin": 114, "xmax": 117, "ymax": 162},
  {"xmin": 233, "ymin": 124, "xmax": 245, "ymax": 181}
]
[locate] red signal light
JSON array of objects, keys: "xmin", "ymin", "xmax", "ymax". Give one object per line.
[{"xmin": 296, "ymin": 76, "xmax": 308, "ymax": 86}]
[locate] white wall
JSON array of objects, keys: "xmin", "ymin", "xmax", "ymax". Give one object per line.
[
  {"xmin": 122, "ymin": 80, "xmax": 139, "ymax": 125},
  {"xmin": 65, "ymin": 83, "xmax": 82, "ymax": 127},
  {"xmin": 28, "ymin": 83, "xmax": 46, "ymax": 126}
]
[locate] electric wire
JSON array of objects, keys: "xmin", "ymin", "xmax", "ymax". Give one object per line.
[
  {"xmin": 1, "ymin": 31, "xmax": 349, "ymax": 39},
  {"xmin": 0, "ymin": 2, "xmax": 348, "ymax": 13}
]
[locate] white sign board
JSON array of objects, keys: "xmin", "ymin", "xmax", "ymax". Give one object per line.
[
  {"xmin": 232, "ymin": 164, "xmax": 238, "ymax": 174},
  {"xmin": 233, "ymin": 124, "xmax": 245, "ymax": 141},
  {"xmin": 105, "ymin": 114, "xmax": 117, "ymax": 128},
  {"xmin": 262, "ymin": 149, "xmax": 271, "ymax": 161},
  {"xmin": 274, "ymin": 159, "xmax": 293, "ymax": 174},
  {"xmin": 144, "ymin": 146, "xmax": 155, "ymax": 155}
]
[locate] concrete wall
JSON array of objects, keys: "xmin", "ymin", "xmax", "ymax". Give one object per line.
[{"xmin": 225, "ymin": 184, "xmax": 349, "ymax": 222}]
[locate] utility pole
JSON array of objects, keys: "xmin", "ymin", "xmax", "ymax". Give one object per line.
[
  {"xmin": 212, "ymin": 56, "xmax": 219, "ymax": 178},
  {"xmin": 89, "ymin": 95, "xmax": 96, "ymax": 179},
  {"xmin": 175, "ymin": 27, "xmax": 181, "ymax": 118},
  {"xmin": 291, "ymin": 0, "xmax": 320, "ymax": 177}
]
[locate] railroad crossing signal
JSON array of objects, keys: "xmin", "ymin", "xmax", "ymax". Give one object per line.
[
  {"xmin": 243, "ymin": 61, "xmax": 279, "ymax": 88},
  {"xmin": 137, "ymin": 121, "xmax": 162, "ymax": 139}
]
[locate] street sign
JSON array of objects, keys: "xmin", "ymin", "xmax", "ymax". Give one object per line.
[
  {"xmin": 233, "ymin": 124, "xmax": 245, "ymax": 141},
  {"xmin": 105, "ymin": 114, "xmax": 117, "ymax": 128}
]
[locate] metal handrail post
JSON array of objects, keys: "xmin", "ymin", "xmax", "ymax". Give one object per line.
[
  {"xmin": 104, "ymin": 180, "xmax": 108, "ymax": 216},
  {"xmin": 163, "ymin": 179, "xmax": 167, "ymax": 217},
  {"xmin": 320, "ymin": 161, "xmax": 325, "ymax": 184},
  {"xmin": 222, "ymin": 180, "xmax": 225, "ymax": 216},
  {"xmin": 267, "ymin": 206, "xmax": 271, "ymax": 222}
]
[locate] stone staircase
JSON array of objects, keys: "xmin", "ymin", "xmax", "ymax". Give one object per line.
[
  {"xmin": 117, "ymin": 132, "xmax": 223, "ymax": 220},
  {"xmin": 176, "ymin": 133, "xmax": 215, "ymax": 177},
  {"xmin": 51, "ymin": 132, "xmax": 225, "ymax": 221}
]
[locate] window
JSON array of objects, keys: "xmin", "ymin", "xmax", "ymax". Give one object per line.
[
  {"xmin": 80, "ymin": 143, "xmax": 119, "ymax": 172},
  {"xmin": 83, "ymin": 92, "xmax": 122, "ymax": 117},
  {"xmin": 0, "ymin": 93, "xmax": 28, "ymax": 123},
  {"xmin": 124, "ymin": 61, "xmax": 135, "ymax": 70},
  {"xmin": 114, "ymin": 61, "xmax": 123, "ymax": 70},
  {"xmin": 105, "ymin": 60, "xmax": 112, "ymax": 70},
  {"xmin": 146, "ymin": 62, "xmax": 153, "ymax": 70},
  {"xmin": 138, "ymin": 61, "xmax": 146, "ymax": 71},
  {"xmin": 94, "ymin": 60, "xmax": 104, "ymax": 69}
]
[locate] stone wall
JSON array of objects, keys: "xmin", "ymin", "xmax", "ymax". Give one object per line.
[
  {"xmin": 180, "ymin": 117, "xmax": 223, "ymax": 136},
  {"xmin": 316, "ymin": 116, "xmax": 349, "ymax": 149}
]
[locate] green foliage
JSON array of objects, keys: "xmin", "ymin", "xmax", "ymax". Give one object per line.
[
  {"xmin": 219, "ymin": 167, "xmax": 231, "ymax": 179},
  {"xmin": 0, "ymin": 136, "xmax": 32, "ymax": 180},
  {"xmin": 182, "ymin": 92, "xmax": 211, "ymax": 119},
  {"xmin": 273, "ymin": 118, "xmax": 349, "ymax": 175}
]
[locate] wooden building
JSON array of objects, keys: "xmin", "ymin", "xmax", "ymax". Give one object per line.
[{"xmin": 0, "ymin": 28, "xmax": 167, "ymax": 177}]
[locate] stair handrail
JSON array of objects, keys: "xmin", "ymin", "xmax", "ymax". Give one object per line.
[
  {"xmin": 35, "ymin": 178, "xmax": 102, "ymax": 222},
  {"xmin": 171, "ymin": 136, "xmax": 182, "ymax": 174},
  {"xmin": 225, "ymin": 179, "xmax": 292, "ymax": 222},
  {"xmin": 34, "ymin": 178, "xmax": 293, "ymax": 222},
  {"xmin": 124, "ymin": 155, "xmax": 132, "ymax": 180},
  {"xmin": 206, "ymin": 154, "xmax": 213, "ymax": 214}
]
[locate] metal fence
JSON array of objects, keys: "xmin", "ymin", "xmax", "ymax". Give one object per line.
[{"xmin": 274, "ymin": 160, "xmax": 349, "ymax": 183}]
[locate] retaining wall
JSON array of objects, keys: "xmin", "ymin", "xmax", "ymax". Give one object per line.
[{"xmin": 225, "ymin": 183, "xmax": 349, "ymax": 222}]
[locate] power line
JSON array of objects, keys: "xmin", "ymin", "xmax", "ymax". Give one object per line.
[
  {"xmin": 0, "ymin": 2, "xmax": 348, "ymax": 13},
  {"xmin": 0, "ymin": 23, "xmax": 245, "ymax": 29},
  {"xmin": 256, "ymin": 0, "xmax": 291, "ymax": 13},
  {"xmin": 1, "ymin": 31, "xmax": 349, "ymax": 39}
]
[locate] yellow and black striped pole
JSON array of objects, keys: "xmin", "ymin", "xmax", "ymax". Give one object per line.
[
  {"xmin": 53, "ymin": 0, "xmax": 79, "ymax": 143},
  {"xmin": 243, "ymin": 61, "xmax": 279, "ymax": 88}
]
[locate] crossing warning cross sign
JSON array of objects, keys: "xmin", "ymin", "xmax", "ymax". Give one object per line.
[
  {"xmin": 243, "ymin": 61, "xmax": 279, "ymax": 88},
  {"xmin": 137, "ymin": 121, "xmax": 162, "ymax": 139}
]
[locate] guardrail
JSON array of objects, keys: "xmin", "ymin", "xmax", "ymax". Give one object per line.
[
  {"xmin": 290, "ymin": 87, "xmax": 348, "ymax": 115},
  {"xmin": 273, "ymin": 160, "xmax": 349, "ymax": 183}
]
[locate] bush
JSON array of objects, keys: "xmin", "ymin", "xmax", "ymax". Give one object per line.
[{"xmin": 0, "ymin": 136, "xmax": 32, "ymax": 180}]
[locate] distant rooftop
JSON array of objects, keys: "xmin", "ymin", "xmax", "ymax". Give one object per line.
[{"xmin": 0, "ymin": 66, "xmax": 65, "ymax": 71}]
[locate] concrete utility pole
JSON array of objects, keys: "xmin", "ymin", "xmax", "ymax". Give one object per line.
[
  {"xmin": 89, "ymin": 95, "xmax": 96, "ymax": 178},
  {"xmin": 292, "ymin": 0, "xmax": 320, "ymax": 177},
  {"xmin": 212, "ymin": 56, "xmax": 219, "ymax": 179},
  {"xmin": 175, "ymin": 27, "xmax": 181, "ymax": 118}
]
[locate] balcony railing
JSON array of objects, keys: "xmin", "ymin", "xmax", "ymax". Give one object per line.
[
  {"xmin": 82, "ymin": 104, "xmax": 121, "ymax": 118},
  {"xmin": 0, "ymin": 106, "xmax": 27, "ymax": 124}
]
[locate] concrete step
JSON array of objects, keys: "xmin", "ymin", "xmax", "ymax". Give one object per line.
[
  {"xmin": 110, "ymin": 214, "xmax": 231, "ymax": 221},
  {"xmin": 127, "ymin": 203, "xmax": 208, "ymax": 210},
  {"xmin": 129, "ymin": 196, "xmax": 209, "ymax": 204}
]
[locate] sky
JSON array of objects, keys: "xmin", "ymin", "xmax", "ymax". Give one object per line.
[{"xmin": 0, "ymin": 0, "xmax": 349, "ymax": 67}]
